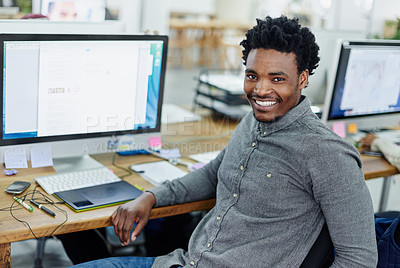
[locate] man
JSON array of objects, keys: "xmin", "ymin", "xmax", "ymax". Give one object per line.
[{"xmin": 74, "ymin": 15, "xmax": 377, "ymax": 267}]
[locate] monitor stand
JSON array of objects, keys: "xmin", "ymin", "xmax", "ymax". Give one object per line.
[{"xmin": 53, "ymin": 154, "xmax": 104, "ymax": 174}]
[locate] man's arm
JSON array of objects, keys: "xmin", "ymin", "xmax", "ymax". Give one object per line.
[
  {"xmin": 111, "ymin": 148, "xmax": 225, "ymax": 245},
  {"xmin": 360, "ymin": 133, "xmax": 400, "ymax": 170},
  {"xmin": 371, "ymin": 138, "xmax": 400, "ymax": 170},
  {"xmin": 307, "ymin": 141, "xmax": 378, "ymax": 267},
  {"xmin": 149, "ymin": 148, "xmax": 226, "ymax": 207}
]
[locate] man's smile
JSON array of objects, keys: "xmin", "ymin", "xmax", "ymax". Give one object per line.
[{"xmin": 254, "ymin": 99, "xmax": 278, "ymax": 107}]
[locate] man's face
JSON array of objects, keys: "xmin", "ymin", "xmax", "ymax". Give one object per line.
[{"xmin": 244, "ymin": 49, "xmax": 309, "ymax": 123}]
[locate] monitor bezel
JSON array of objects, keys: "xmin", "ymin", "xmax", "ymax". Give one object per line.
[
  {"xmin": 0, "ymin": 33, "xmax": 168, "ymax": 147},
  {"xmin": 322, "ymin": 39, "xmax": 400, "ymax": 124}
]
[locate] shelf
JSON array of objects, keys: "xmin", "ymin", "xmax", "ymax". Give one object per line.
[{"xmin": 193, "ymin": 69, "xmax": 250, "ymax": 119}]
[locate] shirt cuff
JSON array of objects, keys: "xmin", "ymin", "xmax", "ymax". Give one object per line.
[
  {"xmin": 370, "ymin": 139, "xmax": 380, "ymax": 152},
  {"xmin": 146, "ymin": 182, "xmax": 174, "ymax": 208}
]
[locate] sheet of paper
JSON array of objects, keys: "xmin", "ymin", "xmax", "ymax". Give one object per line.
[
  {"xmin": 189, "ymin": 151, "xmax": 220, "ymax": 164},
  {"xmin": 4, "ymin": 148, "xmax": 28, "ymax": 169},
  {"xmin": 30, "ymin": 145, "xmax": 54, "ymax": 168},
  {"xmin": 130, "ymin": 161, "xmax": 187, "ymax": 186},
  {"xmin": 159, "ymin": 148, "xmax": 181, "ymax": 159}
]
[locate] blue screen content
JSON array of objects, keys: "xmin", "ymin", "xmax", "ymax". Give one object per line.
[{"xmin": 2, "ymin": 39, "xmax": 164, "ymax": 141}]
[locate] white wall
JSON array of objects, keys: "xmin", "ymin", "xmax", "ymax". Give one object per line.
[
  {"xmin": 142, "ymin": 0, "xmax": 169, "ymax": 34},
  {"xmin": 118, "ymin": 0, "xmax": 142, "ymax": 33},
  {"xmin": 168, "ymin": 0, "xmax": 216, "ymax": 16},
  {"xmin": 371, "ymin": 0, "xmax": 400, "ymax": 37},
  {"xmin": 334, "ymin": 0, "xmax": 370, "ymax": 32},
  {"xmin": 216, "ymin": 0, "xmax": 258, "ymax": 23}
]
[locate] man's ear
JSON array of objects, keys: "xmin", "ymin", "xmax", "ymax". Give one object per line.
[{"xmin": 299, "ymin": 69, "xmax": 309, "ymax": 90}]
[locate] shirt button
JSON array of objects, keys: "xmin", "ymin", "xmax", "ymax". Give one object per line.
[
  {"xmin": 189, "ymin": 260, "xmax": 195, "ymax": 266},
  {"xmin": 207, "ymin": 243, "xmax": 212, "ymax": 247},
  {"xmin": 233, "ymin": 193, "xmax": 238, "ymax": 198},
  {"xmin": 216, "ymin": 216, "xmax": 221, "ymax": 221},
  {"xmin": 267, "ymin": 173, "xmax": 272, "ymax": 178},
  {"xmin": 252, "ymin": 142, "xmax": 257, "ymax": 147},
  {"xmin": 263, "ymin": 131, "xmax": 267, "ymax": 135},
  {"xmin": 240, "ymin": 165, "xmax": 244, "ymax": 171}
]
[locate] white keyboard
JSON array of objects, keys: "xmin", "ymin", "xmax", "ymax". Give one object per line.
[{"xmin": 35, "ymin": 167, "xmax": 121, "ymax": 195}]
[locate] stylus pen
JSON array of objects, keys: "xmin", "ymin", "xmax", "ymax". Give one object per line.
[
  {"xmin": 30, "ymin": 199, "xmax": 56, "ymax": 217},
  {"xmin": 14, "ymin": 196, "xmax": 33, "ymax": 212}
]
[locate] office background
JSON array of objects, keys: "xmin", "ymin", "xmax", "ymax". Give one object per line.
[{"xmin": 1, "ymin": 0, "xmax": 400, "ymax": 266}]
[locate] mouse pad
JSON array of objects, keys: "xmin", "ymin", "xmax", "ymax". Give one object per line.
[{"xmin": 54, "ymin": 181, "xmax": 142, "ymax": 212}]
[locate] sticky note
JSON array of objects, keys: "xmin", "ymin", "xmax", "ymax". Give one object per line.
[
  {"xmin": 4, "ymin": 148, "xmax": 28, "ymax": 169},
  {"xmin": 148, "ymin": 136, "xmax": 162, "ymax": 150},
  {"xmin": 192, "ymin": 163, "xmax": 205, "ymax": 170},
  {"xmin": 332, "ymin": 121, "xmax": 346, "ymax": 138},
  {"xmin": 30, "ymin": 145, "xmax": 54, "ymax": 168},
  {"xmin": 348, "ymin": 123, "xmax": 357, "ymax": 134}
]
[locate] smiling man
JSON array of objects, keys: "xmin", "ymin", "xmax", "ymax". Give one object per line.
[
  {"xmin": 244, "ymin": 49, "xmax": 307, "ymax": 122},
  {"xmin": 73, "ymin": 16, "xmax": 377, "ymax": 268}
]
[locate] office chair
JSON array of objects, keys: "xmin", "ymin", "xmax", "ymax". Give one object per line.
[
  {"xmin": 34, "ymin": 237, "xmax": 49, "ymax": 268},
  {"xmin": 375, "ymin": 211, "xmax": 400, "ymax": 268},
  {"xmin": 105, "ymin": 226, "xmax": 146, "ymax": 256},
  {"xmin": 300, "ymin": 223, "xmax": 334, "ymax": 268}
]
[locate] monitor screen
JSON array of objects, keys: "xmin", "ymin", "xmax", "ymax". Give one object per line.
[
  {"xmin": 41, "ymin": 0, "xmax": 106, "ymax": 22},
  {"xmin": 322, "ymin": 39, "xmax": 400, "ymax": 130},
  {"xmin": 0, "ymin": 34, "xmax": 168, "ymax": 160}
]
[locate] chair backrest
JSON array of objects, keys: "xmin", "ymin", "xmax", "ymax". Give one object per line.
[
  {"xmin": 300, "ymin": 223, "xmax": 334, "ymax": 268},
  {"xmin": 375, "ymin": 211, "xmax": 400, "ymax": 268}
]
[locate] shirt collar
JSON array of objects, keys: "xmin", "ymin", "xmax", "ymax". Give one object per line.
[{"xmin": 254, "ymin": 95, "xmax": 311, "ymax": 134}]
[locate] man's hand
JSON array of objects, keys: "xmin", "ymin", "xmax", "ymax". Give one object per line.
[
  {"xmin": 359, "ymin": 133, "xmax": 377, "ymax": 149},
  {"xmin": 111, "ymin": 191, "xmax": 156, "ymax": 246}
]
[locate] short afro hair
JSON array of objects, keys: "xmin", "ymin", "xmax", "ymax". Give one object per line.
[{"xmin": 240, "ymin": 15, "xmax": 320, "ymax": 75}]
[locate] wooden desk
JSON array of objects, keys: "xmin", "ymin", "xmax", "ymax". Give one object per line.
[
  {"xmin": 0, "ymin": 116, "xmax": 398, "ymax": 266},
  {"xmin": 0, "ymin": 116, "xmax": 234, "ymax": 266},
  {"xmin": 361, "ymin": 154, "xmax": 399, "ymax": 212}
]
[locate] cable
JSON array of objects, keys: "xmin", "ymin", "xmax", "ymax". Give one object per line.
[
  {"xmin": 9, "ymin": 186, "xmax": 68, "ymax": 240},
  {"xmin": 111, "ymin": 152, "xmax": 133, "ymax": 179},
  {"xmin": 0, "ymin": 205, "xmax": 22, "ymax": 212}
]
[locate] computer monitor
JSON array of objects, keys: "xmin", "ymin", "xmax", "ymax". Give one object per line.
[
  {"xmin": 0, "ymin": 33, "xmax": 168, "ymax": 171},
  {"xmin": 41, "ymin": 0, "xmax": 106, "ymax": 22},
  {"xmin": 322, "ymin": 39, "xmax": 400, "ymax": 132}
]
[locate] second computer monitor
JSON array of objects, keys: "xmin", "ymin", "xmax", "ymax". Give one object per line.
[{"xmin": 322, "ymin": 39, "xmax": 400, "ymax": 131}]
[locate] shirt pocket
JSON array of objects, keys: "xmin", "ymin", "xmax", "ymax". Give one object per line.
[{"xmin": 240, "ymin": 163, "xmax": 290, "ymax": 218}]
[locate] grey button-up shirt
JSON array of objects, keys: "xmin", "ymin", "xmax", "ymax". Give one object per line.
[{"xmin": 150, "ymin": 96, "xmax": 377, "ymax": 268}]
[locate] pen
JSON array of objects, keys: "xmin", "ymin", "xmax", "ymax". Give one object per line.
[
  {"xmin": 14, "ymin": 196, "xmax": 33, "ymax": 212},
  {"xmin": 30, "ymin": 199, "xmax": 56, "ymax": 217},
  {"xmin": 361, "ymin": 150, "xmax": 383, "ymax": 157},
  {"xmin": 134, "ymin": 184, "xmax": 144, "ymax": 191}
]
